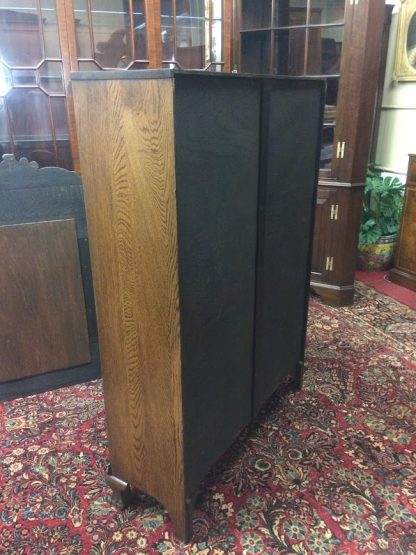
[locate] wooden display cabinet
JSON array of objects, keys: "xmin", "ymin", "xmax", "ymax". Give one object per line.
[
  {"xmin": 389, "ymin": 154, "xmax": 416, "ymax": 292},
  {"xmin": 234, "ymin": 0, "xmax": 387, "ymax": 306}
]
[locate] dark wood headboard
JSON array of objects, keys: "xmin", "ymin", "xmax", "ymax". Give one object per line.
[{"xmin": 0, "ymin": 154, "xmax": 99, "ymax": 399}]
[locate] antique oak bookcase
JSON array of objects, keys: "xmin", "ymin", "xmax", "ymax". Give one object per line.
[{"xmin": 71, "ymin": 69, "xmax": 324, "ymax": 542}]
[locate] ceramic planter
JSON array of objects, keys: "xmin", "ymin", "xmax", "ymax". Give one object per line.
[{"xmin": 357, "ymin": 234, "xmax": 398, "ymax": 272}]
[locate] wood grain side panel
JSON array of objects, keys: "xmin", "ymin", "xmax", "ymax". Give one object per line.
[
  {"xmin": 395, "ymin": 183, "xmax": 416, "ymax": 272},
  {"xmin": 71, "ymin": 78, "xmax": 185, "ymax": 518},
  {"xmin": 0, "ymin": 219, "xmax": 90, "ymax": 382}
]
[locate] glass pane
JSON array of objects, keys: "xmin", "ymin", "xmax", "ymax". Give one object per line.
[
  {"xmin": 50, "ymin": 96, "xmax": 68, "ymax": 140},
  {"xmin": 161, "ymin": 0, "xmax": 174, "ymax": 61},
  {"xmin": 8, "ymin": 89, "xmax": 53, "ymax": 141},
  {"xmin": 320, "ymin": 125, "xmax": 334, "ymax": 169},
  {"xmin": 78, "ymin": 60, "xmax": 101, "ymax": 71},
  {"xmin": 7, "ymin": 88, "xmax": 56, "ymax": 166},
  {"xmin": 41, "ymin": 0, "xmax": 61, "ymax": 58},
  {"xmin": 241, "ymin": 31, "xmax": 271, "ymax": 74},
  {"xmin": 73, "ymin": 0, "xmax": 92, "ymax": 58},
  {"xmin": 176, "ymin": 0, "xmax": 205, "ymax": 69},
  {"xmin": 91, "ymin": 0, "xmax": 133, "ymax": 68},
  {"xmin": 320, "ymin": 77, "xmax": 339, "ymax": 170},
  {"xmin": 242, "ymin": 0, "xmax": 271, "ymax": 30},
  {"xmin": 276, "ymin": 0, "xmax": 307, "ymax": 27},
  {"xmin": 0, "ymin": 97, "xmax": 11, "ymax": 157},
  {"xmin": 407, "ymin": 13, "xmax": 416, "ymax": 68},
  {"xmin": 307, "ymin": 25, "xmax": 343, "ymax": 75},
  {"xmin": 129, "ymin": 61, "xmax": 149, "ymax": 69},
  {"xmin": 0, "ymin": 63, "xmax": 12, "ymax": 96},
  {"xmin": 212, "ymin": 0, "xmax": 221, "ymax": 20},
  {"xmin": 0, "ymin": 0, "xmax": 43, "ymax": 66},
  {"xmin": 12, "ymin": 69, "xmax": 37, "ymax": 86},
  {"xmin": 50, "ymin": 96, "xmax": 72, "ymax": 169},
  {"xmin": 325, "ymin": 77, "xmax": 339, "ymax": 107},
  {"xmin": 211, "ymin": 19, "xmax": 222, "ymax": 63},
  {"xmin": 274, "ymin": 29, "xmax": 306, "ymax": 75},
  {"xmin": 133, "ymin": 0, "xmax": 147, "ymax": 59},
  {"xmin": 310, "ymin": 0, "xmax": 345, "ymax": 25},
  {"xmin": 39, "ymin": 61, "xmax": 64, "ymax": 94}
]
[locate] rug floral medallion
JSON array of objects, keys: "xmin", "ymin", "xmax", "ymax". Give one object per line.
[{"xmin": 1, "ymin": 282, "xmax": 415, "ymax": 554}]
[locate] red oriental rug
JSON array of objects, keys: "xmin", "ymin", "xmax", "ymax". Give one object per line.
[{"xmin": 1, "ymin": 282, "xmax": 416, "ymax": 554}]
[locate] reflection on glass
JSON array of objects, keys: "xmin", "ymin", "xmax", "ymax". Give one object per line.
[
  {"xmin": 78, "ymin": 60, "xmax": 101, "ymax": 71},
  {"xmin": 276, "ymin": 0, "xmax": 307, "ymax": 27},
  {"xmin": 0, "ymin": 63, "xmax": 12, "ymax": 96},
  {"xmin": 0, "ymin": 97, "xmax": 11, "ymax": 157},
  {"xmin": 39, "ymin": 61, "xmax": 64, "ymax": 94},
  {"xmin": 241, "ymin": 31, "xmax": 271, "ymax": 74},
  {"xmin": 320, "ymin": 125, "xmax": 334, "ymax": 169},
  {"xmin": 310, "ymin": 0, "xmax": 345, "ymax": 25},
  {"xmin": 407, "ymin": 12, "xmax": 416, "ymax": 69},
  {"xmin": 133, "ymin": 0, "xmax": 147, "ymax": 60},
  {"xmin": 12, "ymin": 69, "xmax": 37, "ymax": 86},
  {"xmin": 212, "ymin": 0, "xmax": 221, "ymax": 20},
  {"xmin": 51, "ymin": 97, "xmax": 72, "ymax": 169},
  {"xmin": 8, "ymin": 89, "xmax": 53, "ymax": 140},
  {"xmin": 41, "ymin": 0, "xmax": 61, "ymax": 57},
  {"xmin": 211, "ymin": 19, "xmax": 222, "ymax": 64},
  {"xmin": 161, "ymin": 0, "xmax": 174, "ymax": 61},
  {"xmin": 274, "ymin": 29, "xmax": 306, "ymax": 75},
  {"xmin": 307, "ymin": 25, "xmax": 343, "ymax": 75},
  {"xmin": 242, "ymin": 0, "xmax": 271, "ymax": 30},
  {"xmin": 0, "ymin": 0, "xmax": 43, "ymax": 66},
  {"xmin": 73, "ymin": 0, "xmax": 92, "ymax": 58},
  {"xmin": 176, "ymin": 0, "xmax": 205, "ymax": 68},
  {"xmin": 161, "ymin": 0, "xmax": 220, "ymax": 69},
  {"xmin": 8, "ymin": 88, "xmax": 57, "ymax": 166},
  {"xmin": 91, "ymin": 0, "xmax": 133, "ymax": 67}
]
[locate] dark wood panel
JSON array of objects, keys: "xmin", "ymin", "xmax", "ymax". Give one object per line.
[
  {"xmin": 72, "ymin": 76, "xmax": 187, "ymax": 538},
  {"xmin": 0, "ymin": 342, "xmax": 100, "ymax": 401},
  {"xmin": 173, "ymin": 73, "xmax": 259, "ymax": 497},
  {"xmin": 253, "ymin": 79, "xmax": 324, "ymax": 413},
  {"xmin": 0, "ymin": 219, "xmax": 90, "ymax": 382},
  {"xmin": 332, "ymin": 0, "xmax": 385, "ymax": 183}
]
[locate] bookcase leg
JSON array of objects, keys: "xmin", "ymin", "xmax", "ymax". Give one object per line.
[
  {"xmin": 289, "ymin": 361, "xmax": 304, "ymax": 393},
  {"xmin": 170, "ymin": 496, "xmax": 194, "ymax": 544},
  {"xmin": 106, "ymin": 467, "xmax": 135, "ymax": 509}
]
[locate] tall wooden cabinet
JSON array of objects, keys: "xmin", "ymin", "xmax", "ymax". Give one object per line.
[
  {"xmin": 234, "ymin": 0, "xmax": 386, "ymax": 305},
  {"xmin": 389, "ymin": 154, "xmax": 416, "ymax": 292},
  {"xmin": 71, "ymin": 70, "xmax": 324, "ymax": 541}
]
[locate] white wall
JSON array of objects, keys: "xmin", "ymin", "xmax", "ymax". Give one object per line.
[{"xmin": 376, "ymin": 1, "xmax": 416, "ymax": 178}]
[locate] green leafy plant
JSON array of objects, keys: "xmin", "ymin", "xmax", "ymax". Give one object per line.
[{"xmin": 359, "ymin": 163, "xmax": 405, "ymax": 245}]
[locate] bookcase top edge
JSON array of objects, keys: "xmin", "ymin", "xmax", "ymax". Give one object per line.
[{"xmin": 70, "ymin": 69, "xmax": 325, "ymax": 89}]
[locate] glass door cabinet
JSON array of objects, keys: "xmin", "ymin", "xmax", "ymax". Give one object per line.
[
  {"xmin": 235, "ymin": 0, "xmax": 387, "ymax": 306},
  {"xmin": 0, "ymin": 0, "xmax": 229, "ymax": 170}
]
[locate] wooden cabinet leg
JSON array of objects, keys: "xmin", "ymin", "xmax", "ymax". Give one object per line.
[
  {"xmin": 106, "ymin": 466, "xmax": 195, "ymax": 544},
  {"xmin": 106, "ymin": 467, "xmax": 135, "ymax": 509},
  {"xmin": 288, "ymin": 361, "xmax": 304, "ymax": 393},
  {"xmin": 169, "ymin": 496, "xmax": 194, "ymax": 545}
]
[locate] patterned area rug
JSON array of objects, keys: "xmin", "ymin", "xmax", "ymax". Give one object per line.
[{"xmin": 1, "ymin": 282, "xmax": 415, "ymax": 554}]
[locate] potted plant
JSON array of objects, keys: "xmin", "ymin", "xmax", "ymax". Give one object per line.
[{"xmin": 357, "ymin": 163, "xmax": 405, "ymax": 271}]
